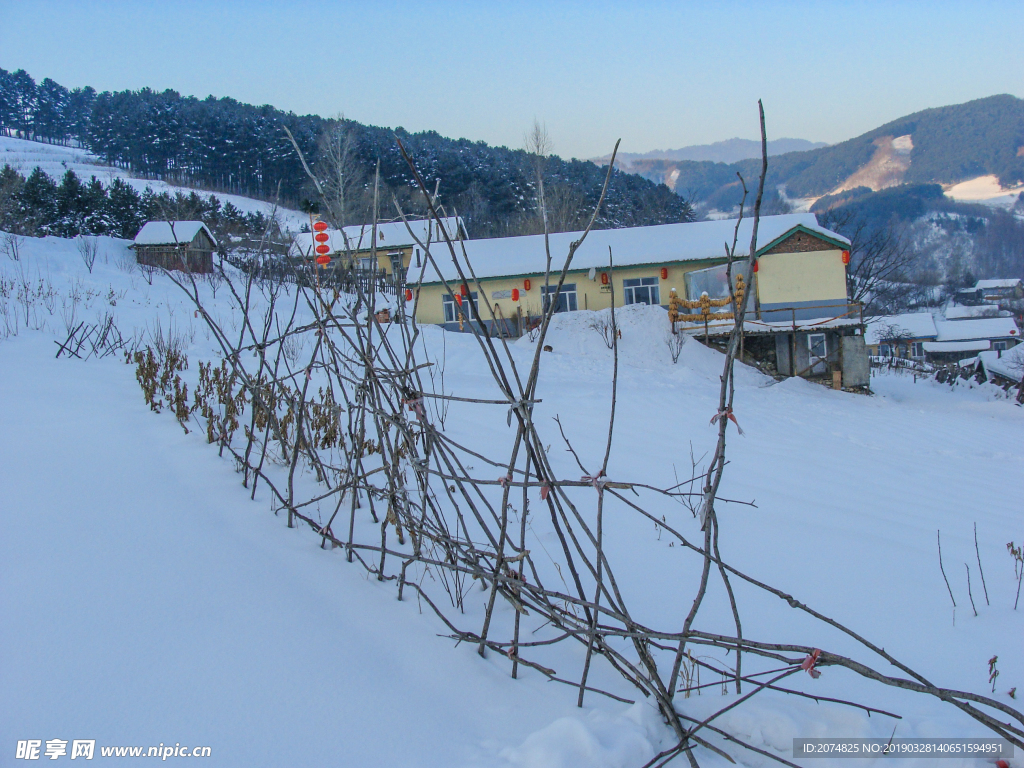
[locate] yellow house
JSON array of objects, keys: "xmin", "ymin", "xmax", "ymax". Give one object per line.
[
  {"xmin": 289, "ymin": 216, "xmax": 465, "ymax": 278},
  {"xmin": 410, "ymin": 214, "xmax": 846, "ymax": 327},
  {"xmin": 408, "ymin": 213, "xmax": 869, "ymax": 385}
]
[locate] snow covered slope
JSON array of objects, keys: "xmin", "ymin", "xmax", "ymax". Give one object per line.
[
  {"xmin": 0, "ymin": 136, "xmax": 307, "ymax": 232},
  {"xmin": 945, "ymin": 175, "xmax": 1024, "ymax": 210},
  {"xmin": 2, "ymin": 233, "xmax": 1023, "ymax": 767}
]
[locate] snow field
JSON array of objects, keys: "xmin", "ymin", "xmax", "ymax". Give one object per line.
[{"xmin": 2, "ymin": 232, "xmax": 1023, "ymax": 767}]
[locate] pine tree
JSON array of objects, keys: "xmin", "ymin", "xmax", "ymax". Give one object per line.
[
  {"xmin": 105, "ymin": 178, "xmax": 144, "ymax": 239},
  {"xmin": 19, "ymin": 167, "xmax": 58, "ymax": 232}
]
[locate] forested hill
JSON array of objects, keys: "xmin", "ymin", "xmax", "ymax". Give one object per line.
[
  {"xmin": 656, "ymin": 95, "xmax": 1024, "ymax": 206},
  {"xmin": 0, "ymin": 68, "xmax": 692, "ymax": 236}
]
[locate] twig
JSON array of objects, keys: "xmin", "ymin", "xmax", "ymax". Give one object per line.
[
  {"xmin": 938, "ymin": 530, "xmax": 956, "ymax": 607},
  {"xmin": 974, "ymin": 522, "xmax": 989, "ymax": 606}
]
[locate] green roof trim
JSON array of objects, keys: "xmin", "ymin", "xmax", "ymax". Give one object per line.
[{"xmin": 755, "ymin": 224, "xmax": 849, "ymax": 257}]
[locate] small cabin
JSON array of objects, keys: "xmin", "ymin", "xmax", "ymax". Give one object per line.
[{"xmin": 132, "ymin": 221, "xmax": 218, "ymax": 274}]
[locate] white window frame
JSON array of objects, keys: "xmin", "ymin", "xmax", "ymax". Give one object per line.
[
  {"xmin": 808, "ymin": 333, "xmax": 827, "ymax": 359},
  {"xmin": 442, "ymin": 291, "xmax": 477, "ymax": 323},
  {"xmin": 542, "ymin": 283, "xmax": 578, "ymax": 313},
  {"xmin": 911, "ymin": 341, "xmax": 924, "ymax": 358},
  {"xmin": 623, "ymin": 277, "xmax": 661, "ymax": 306},
  {"xmin": 808, "ymin": 333, "xmax": 828, "ymax": 374},
  {"xmin": 993, "ymin": 340, "xmax": 1008, "ymax": 351}
]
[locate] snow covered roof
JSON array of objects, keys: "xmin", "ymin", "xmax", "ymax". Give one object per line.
[
  {"xmin": 414, "ymin": 213, "xmax": 848, "ymax": 283},
  {"xmin": 289, "ymin": 217, "xmax": 464, "ymax": 258},
  {"xmin": 864, "ymin": 313, "xmax": 937, "ymax": 345},
  {"xmin": 133, "ymin": 221, "xmax": 218, "ymax": 248},
  {"xmin": 922, "ymin": 340, "xmax": 991, "ymax": 353},
  {"xmin": 934, "ymin": 317, "xmax": 1020, "ymax": 342},
  {"xmin": 943, "ymin": 304, "xmax": 1004, "ymax": 320},
  {"xmin": 978, "ymin": 345, "xmax": 1024, "ymax": 383},
  {"xmin": 974, "ymin": 278, "xmax": 1021, "ymax": 290}
]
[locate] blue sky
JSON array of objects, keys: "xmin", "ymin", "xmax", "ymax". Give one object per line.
[{"xmin": 2, "ymin": 0, "xmax": 1022, "ymax": 159}]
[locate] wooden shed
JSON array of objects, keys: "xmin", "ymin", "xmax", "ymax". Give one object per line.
[{"xmin": 132, "ymin": 221, "xmax": 218, "ymax": 274}]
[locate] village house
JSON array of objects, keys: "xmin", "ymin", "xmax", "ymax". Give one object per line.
[
  {"xmin": 409, "ymin": 212, "xmax": 870, "ymax": 386},
  {"xmin": 954, "ymin": 278, "xmax": 1024, "ymax": 306},
  {"xmin": 943, "ymin": 304, "xmax": 1008, "ymax": 320},
  {"xmin": 866, "ymin": 312, "xmax": 1020, "ymax": 363},
  {"xmin": 975, "ymin": 278, "xmax": 1023, "ymax": 303},
  {"xmin": 288, "ymin": 217, "xmax": 465, "ymax": 279},
  {"xmin": 976, "ymin": 344, "xmax": 1024, "ymax": 388},
  {"xmin": 132, "ymin": 221, "xmax": 218, "ymax": 274}
]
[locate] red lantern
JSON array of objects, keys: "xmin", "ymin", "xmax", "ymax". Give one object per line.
[
  {"xmin": 315, "ymin": 254, "xmax": 330, "ymax": 266},
  {"xmin": 315, "ymin": 244, "xmax": 330, "ymax": 255},
  {"xmin": 460, "ymin": 284, "xmax": 469, "ymax": 296},
  {"xmin": 404, "ymin": 288, "xmax": 413, "ymax": 302},
  {"xmin": 523, "ymin": 279, "xmax": 531, "ymax": 291},
  {"xmin": 312, "ymin": 220, "xmax": 328, "ymax": 232},
  {"xmin": 511, "ymin": 288, "xmax": 520, "ymax": 302},
  {"xmin": 314, "ymin": 232, "xmax": 329, "ymax": 243},
  {"xmin": 600, "ymin": 272, "xmax": 609, "ymax": 285},
  {"xmin": 660, "ymin": 267, "xmax": 668, "ymax": 280},
  {"xmin": 842, "ymin": 250, "xmax": 851, "ymax": 265},
  {"xmin": 455, "ymin": 294, "xmax": 463, "ymax": 306}
]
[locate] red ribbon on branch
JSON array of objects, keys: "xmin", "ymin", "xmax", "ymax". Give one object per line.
[
  {"xmin": 402, "ymin": 397, "xmax": 425, "ymax": 420},
  {"xmin": 710, "ymin": 407, "xmax": 744, "ymax": 435},
  {"xmin": 801, "ymin": 648, "xmax": 822, "ymax": 679}
]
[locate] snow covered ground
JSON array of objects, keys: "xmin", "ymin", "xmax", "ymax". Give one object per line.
[
  {"xmin": 945, "ymin": 176, "xmax": 1024, "ymax": 210},
  {"xmin": 2, "ymin": 233, "xmax": 1023, "ymax": 767},
  {"xmin": 0, "ymin": 136, "xmax": 307, "ymax": 232}
]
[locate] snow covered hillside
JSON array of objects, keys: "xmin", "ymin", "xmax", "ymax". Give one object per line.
[
  {"xmin": 0, "ymin": 136, "xmax": 307, "ymax": 232},
  {"xmin": 2, "ymin": 233, "xmax": 1023, "ymax": 767}
]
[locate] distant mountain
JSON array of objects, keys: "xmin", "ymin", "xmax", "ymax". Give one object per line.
[
  {"xmin": 625, "ymin": 95, "xmax": 1024, "ymax": 212},
  {"xmin": 595, "ymin": 137, "xmax": 827, "ymax": 166}
]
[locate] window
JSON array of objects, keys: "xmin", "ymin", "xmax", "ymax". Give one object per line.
[
  {"xmin": 623, "ymin": 277, "xmax": 661, "ymax": 306},
  {"xmin": 542, "ymin": 283, "xmax": 578, "ymax": 313},
  {"xmin": 993, "ymin": 340, "xmax": 1008, "ymax": 351},
  {"xmin": 358, "ymin": 256, "xmax": 375, "ymax": 271},
  {"xmin": 911, "ymin": 342, "xmax": 924, "ymax": 358},
  {"xmin": 684, "ymin": 264, "xmax": 734, "ymax": 301},
  {"xmin": 808, "ymin": 333, "xmax": 827, "ymax": 359},
  {"xmin": 879, "ymin": 344, "xmax": 891, "ymax": 357},
  {"xmin": 808, "ymin": 333, "xmax": 828, "ymax": 375},
  {"xmin": 442, "ymin": 291, "xmax": 477, "ymax": 323}
]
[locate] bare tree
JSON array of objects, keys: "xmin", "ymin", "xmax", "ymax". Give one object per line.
[
  {"xmin": 873, "ymin": 321, "xmax": 916, "ymax": 357},
  {"xmin": 589, "ymin": 313, "xmax": 616, "ymax": 349},
  {"xmin": 2, "ymin": 231, "xmax": 22, "ymax": 262},
  {"xmin": 545, "ymin": 183, "xmax": 588, "ymax": 233},
  {"xmin": 665, "ymin": 328, "xmax": 685, "ymax": 363},
  {"xmin": 525, "ymin": 120, "xmax": 554, "ymax": 294},
  {"xmin": 316, "ymin": 116, "xmax": 363, "ymax": 228},
  {"xmin": 818, "ymin": 209, "xmax": 916, "ymax": 312},
  {"xmin": 76, "ymin": 234, "xmax": 99, "ymax": 273}
]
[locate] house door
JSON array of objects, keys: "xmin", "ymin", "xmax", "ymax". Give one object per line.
[{"xmin": 808, "ymin": 333, "xmax": 828, "ymax": 375}]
